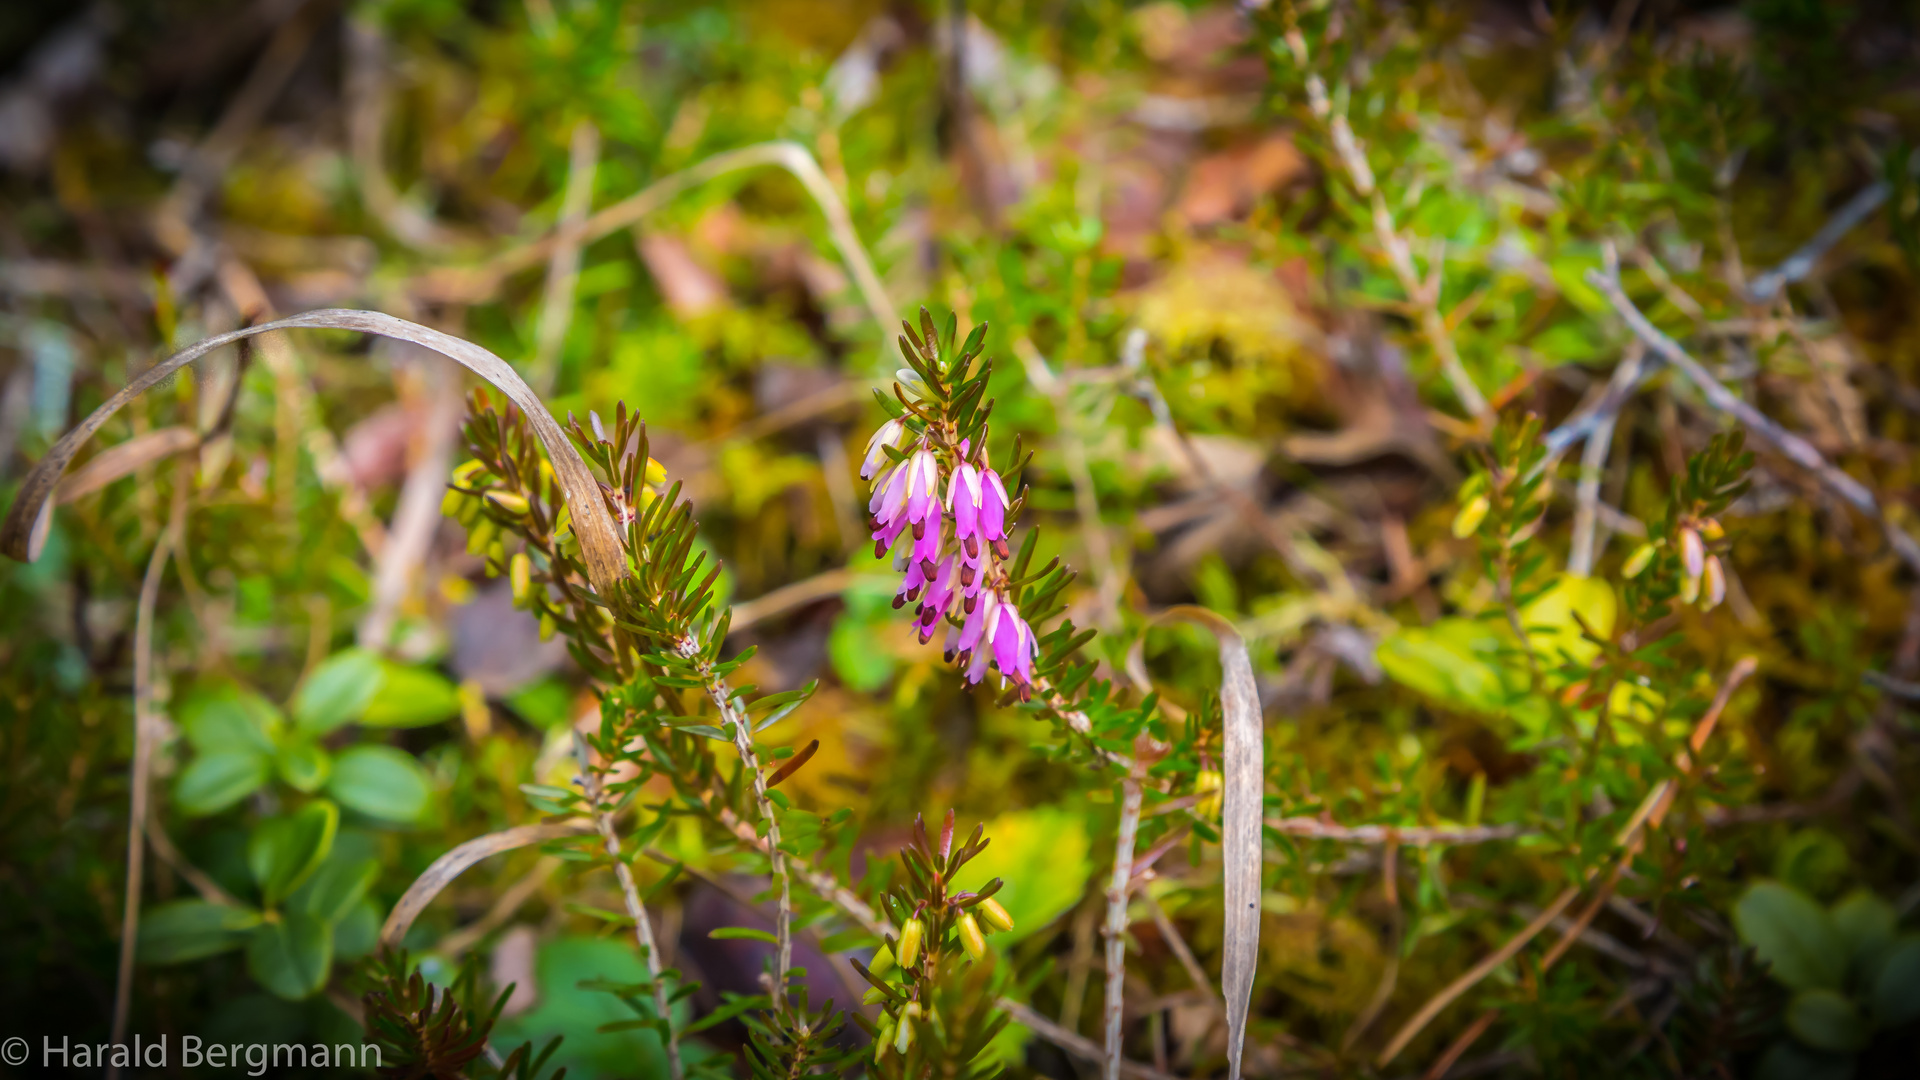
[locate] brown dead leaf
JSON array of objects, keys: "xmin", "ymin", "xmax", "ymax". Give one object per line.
[{"xmin": 1178, "ymin": 134, "xmax": 1307, "ymax": 227}]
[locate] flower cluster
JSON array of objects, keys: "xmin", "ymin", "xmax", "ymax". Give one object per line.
[{"xmin": 860, "ymin": 319, "xmax": 1040, "ymax": 695}]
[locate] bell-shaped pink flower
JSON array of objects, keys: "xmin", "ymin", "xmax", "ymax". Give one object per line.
[
  {"xmin": 869, "ymin": 455, "xmax": 911, "ymax": 525},
  {"xmin": 978, "ymin": 467, "xmax": 1011, "ymax": 543},
  {"xmin": 904, "ymin": 449, "xmax": 940, "ymax": 528},
  {"xmin": 949, "ymin": 462, "xmax": 984, "ymax": 542},
  {"xmin": 861, "ymin": 418, "xmax": 907, "ymax": 480},
  {"xmin": 894, "ymin": 556, "xmax": 930, "ymax": 608},
  {"xmin": 989, "ymin": 603, "xmax": 1037, "ymax": 686}
]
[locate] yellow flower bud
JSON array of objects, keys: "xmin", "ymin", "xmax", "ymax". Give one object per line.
[
  {"xmin": 465, "ymin": 519, "xmax": 498, "ymax": 555},
  {"xmin": 958, "ymin": 913, "xmax": 987, "ymax": 962},
  {"xmin": 869, "ymin": 944, "xmax": 896, "ymax": 975},
  {"xmin": 645, "ymin": 457, "xmax": 668, "ymax": 485},
  {"xmin": 1679, "ymin": 570, "xmax": 1701, "ymax": 605},
  {"xmin": 440, "ymin": 488, "xmax": 465, "ymax": 517},
  {"xmin": 897, "ymin": 918, "xmax": 924, "ymax": 970},
  {"xmin": 486, "ymin": 540, "xmax": 506, "ymax": 569},
  {"xmin": 538, "ymin": 613, "xmax": 557, "ymax": 641},
  {"xmin": 510, "ymin": 553, "xmax": 532, "ymax": 604},
  {"xmin": 1451, "ymin": 494, "xmax": 1490, "ymax": 539},
  {"xmin": 1622, "ymin": 542, "xmax": 1657, "ymax": 579},
  {"xmin": 1700, "ymin": 518, "xmax": 1725, "ymax": 541},
  {"xmin": 1195, "ymin": 768, "xmax": 1224, "ymax": 821},
  {"xmin": 894, "ymin": 1009, "xmax": 915, "ymax": 1054},
  {"xmin": 863, "ymin": 987, "xmax": 887, "ymax": 1005},
  {"xmin": 487, "ymin": 490, "xmax": 530, "ymax": 516},
  {"xmin": 978, "ymin": 897, "xmax": 1015, "ymax": 934},
  {"xmin": 452, "ymin": 459, "xmax": 489, "ymax": 485},
  {"xmin": 874, "ymin": 1016, "xmax": 895, "ymax": 1061}
]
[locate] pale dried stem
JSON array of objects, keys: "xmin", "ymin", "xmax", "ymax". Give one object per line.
[
  {"xmin": 530, "ymin": 122, "xmax": 599, "ymax": 395},
  {"xmin": 1103, "ymin": 776, "xmax": 1144, "ymax": 1080},
  {"xmin": 572, "ymin": 732, "xmax": 682, "ymax": 1080},
  {"xmin": 438, "ymin": 857, "xmax": 561, "ymax": 958},
  {"xmin": 416, "ymin": 142, "xmax": 897, "ymax": 337},
  {"xmin": 1587, "ymin": 259, "xmax": 1920, "ymax": 573},
  {"xmin": 1569, "ymin": 344, "xmax": 1647, "ymax": 577},
  {"xmin": 1143, "ymin": 893, "xmax": 1216, "ymax": 1010},
  {"xmin": 109, "ymin": 477, "xmax": 185, "ymax": 1076},
  {"xmin": 1265, "ymin": 817, "xmax": 1531, "ymax": 845}
]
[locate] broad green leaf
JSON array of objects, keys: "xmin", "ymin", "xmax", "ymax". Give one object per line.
[
  {"xmin": 1521, "ymin": 574, "xmax": 1616, "ymax": 666},
  {"xmin": 138, "ymin": 899, "xmax": 262, "ymax": 964},
  {"xmin": 1375, "ymin": 620, "xmax": 1509, "ymax": 715},
  {"xmin": 178, "ymin": 685, "xmax": 283, "ymax": 755},
  {"xmin": 491, "ymin": 936, "xmax": 687, "ymax": 1080},
  {"xmin": 331, "ymin": 899, "xmax": 382, "ymax": 963},
  {"xmin": 248, "ymin": 801, "xmax": 339, "ymax": 908},
  {"xmin": 174, "ymin": 750, "xmax": 271, "ymax": 817},
  {"xmin": 292, "ymin": 855, "xmax": 378, "ymax": 925},
  {"xmin": 1873, "ymin": 936, "xmax": 1920, "ymax": 1028},
  {"xmin": 359, "ymin": 664, "xmax": 461, "ymax": 728},
  {"xmin": 328, "ymin": 745, "xmax": 431, "ymax": 823},
  {"xmin": 947, "ymin": 806, "xmax": 1091, "ymax": 945},
  {"xmin": 1734, "ymin": 881, "xmax": 1846, "ymax": 991},
  {"xmin": 292, "ymin": 649, "xmax": 384, "ymax": 735},
  {"xmin": 246, "ymin": 912, "xmax": 333, "ymax": 1000},
  {"xmin": 1830, "ymin": 890, "xmax": 1896, "ymax": 987},
  {"xmin": 275, "ymin": 741, "xmax": 332, "ymax": 794},
  {"xmin": 1786, "ymin": 989, "xmax": 1870, "ymax": 1053}
]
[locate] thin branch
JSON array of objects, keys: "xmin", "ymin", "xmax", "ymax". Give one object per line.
[
  {"xmin": 1266, "ymin": 817, "xmax": 1532, "ymax": 846},
  {"xmin": 110, "ymin": 476, "xmax": 185, "ymax": 1076},
  {"xmin": 437, "ymin": 857, "xmax": 561, "ymax": 958},
  {"xmin": 572, "ymin": 732, "xmax": 682, "ymax": 1080},
  {"xmin": 725, "ymin": 568, "xmax": 888, "ymax": 634},
  {"xmin": 686, "ymin": 642, "xmax": 792, "ymax": 1014},
  {"xmin": 530, "ymin": 121, "xmax": 599, "ymax": 395},
  {"xmin": 1142, "ymin": 892, "xmax": 1217, "ymax": 1011},
  {"xmin": 1104, "ymin": 776, "xmax": 1144, "ymax": 1080},
  {"xmin": 1586, "ymin": 256, "xmax": 1920, "ymax": 574},
  {"xmin": 145, "ymin": 815, "xmax": 242, "ymax": 909},
  {"xmin": 999, "ymin": 1001, "xmax": 1185, "ymax": 1080},
  {"xmin": 1744, "ymin": 171, "xmax": 1897, "ymax": 303},
  {"xmin": 1570, "ymin": 343, "xmax": 1647, "ymax": 577}
]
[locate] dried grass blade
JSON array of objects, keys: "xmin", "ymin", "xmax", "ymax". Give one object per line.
[
  {"xmin": 1, "ymin": 310, "xmax": 631, "ymax": 593},
  {"xmin": 1132, "ymin": 605, "xmax": 1264, "ymax": 1080},
  {"xmin": 380, "ymin": 822, "xmax": 591, "ymax": 948},
  {"xmin": 56, "ymin": 426, "xmax": 199, "ymax": 505}
]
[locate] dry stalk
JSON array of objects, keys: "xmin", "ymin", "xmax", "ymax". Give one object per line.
[{"xmin": 1103, "ymin": 775, "xmax": 1145, "ymax": 1080}]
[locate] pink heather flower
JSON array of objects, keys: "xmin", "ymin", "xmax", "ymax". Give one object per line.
[
  {"xmin": 861, "ymin": 418, "xmax": 907, "ymax": 480},
  {"xmin": 978, "ymin": 467, "xmax": 1011, "ymax": 544},
  {"xmin": 910, "ymin": 514, "xmax": 944, "ymax": 565},
  {"xmin": 869, "ymin": 456, "xmax": 911, "ymax": 525},
  {"xmin": 904, "ymin": 449, "xmax": 940, "ymax": 528},
  {"xmin": 871, "ymin": 512, "xmax": 908, "ymax": 558},
  {"xmin": 949, "ymin": 462, "xmax": 984, "ymax": 543},
  {"xmin": 989, "ymin": 604, "xmax": 1038, "ymax": 686},
  {"xmin": 954, "ymin": 588, "xmax": 997, "ymax": 668}
]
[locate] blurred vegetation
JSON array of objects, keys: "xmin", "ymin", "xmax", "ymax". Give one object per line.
[{"xmin": 4, "ymin": 0, "xmax": 1920, "ymax": 1077}]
